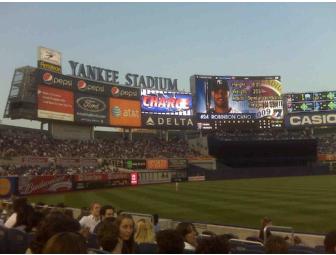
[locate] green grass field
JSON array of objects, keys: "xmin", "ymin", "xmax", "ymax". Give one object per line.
[{"xmin": 28, "ymin": 175, "xmax": 336, "ymax": 234}]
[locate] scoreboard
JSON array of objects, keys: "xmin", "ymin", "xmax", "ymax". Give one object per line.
[
  {"xmin": 191, "ymin": 75, "xmax": 284, "ymax": 130},
  {"xmin": 285, "ymin": 91, "xmax": 336, "ymax": 113}
]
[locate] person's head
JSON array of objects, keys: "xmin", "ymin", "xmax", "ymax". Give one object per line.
[
  {"xmin": 90, "ymin": 202, "xmax": 101, "ymax": 218},
  {"xmin": 153, "ymin": 213, "xmax": 159, "ymax": 225},
  {"xmin": 42, "ymin": 232, "xmax": 87, "ymax": 254},
  {"xmin": 100, "ymin": 205, "xmax": 115, "ymax": 220},
  {"xmin": 265, "ymin": 235, "xmax": 288, "ymax": 254},
  {"xmin": 12, "ymin": 196, "xmax": 28, "ymax": 213},
  {"xmin": 134, "ymin": 219, "xmax": 155, "ymax": 244},
  {"xmin": 114, "ymin": 214, "xmax": 135, "ymax": 253},
  {"xmin": 196, "ymin": 235, "xmax": 230, "ymax": 254},
  {"xmin": 14, "ymin": 203, "xmax": 34, "ymax": 229},
  {"xmin": 29, "ymin": 211, "xmax": 81, "ymax": 254},
  {"xmin": 156, "ymin": 229, "xmax": 185, "ymax": 254},
  {"xmin": 261, "ymin": 216, "xmax": 272, "ymax": 229},
  {"xmin": 96, "ymin": 218, "xmax": 119, "ymax": 252},
  {"xmin": 324, "ymin": 230, "xmax": 336, "ymax": 253},
  {"xmin": 176, "ymin": 222, "xmax": 198, "ymax": 248},
  {"xmin": 211, "ymin": 79, "xmax": 230, "ymax": 113}
]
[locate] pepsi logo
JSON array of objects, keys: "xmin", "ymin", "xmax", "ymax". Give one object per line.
[
  {"xmin": 111, "ymin": 86, "xmax": 120, "ymax": 95},
  {"xmin": 42, "ymin": 72, "xmax": 53, "ymax": 84},
  {"xmin": 77, "ymin": 80, "xmax": 87, "ymax": 90}
]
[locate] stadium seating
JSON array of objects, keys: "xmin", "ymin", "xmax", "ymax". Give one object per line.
[{"xmin": 229, "ymin": 238, "xmax": 265, "ymax": 254}]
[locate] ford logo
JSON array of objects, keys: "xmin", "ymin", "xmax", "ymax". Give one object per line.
[{"xmin": 77, "ymin": 97, "xmax": 106, "ymax": 113}]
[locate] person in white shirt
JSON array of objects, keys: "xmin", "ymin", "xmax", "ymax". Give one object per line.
[
  {"xmin": 4, "ymin": 197, "xmax": 27, "ymax": 228},
  {"xmin": 79, "ymin": 202, "xmax": 101, "ymax": 233}
]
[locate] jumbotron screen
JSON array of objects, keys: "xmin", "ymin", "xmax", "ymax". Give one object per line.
[
  {"xmin": 191, "ymin": 75, "xmax": 283, "ymax": 130},
  {"xmin": 141, "ymin": 89, "xmax": 192, "ymax": 115},
  {"xmin": 285, "ymin": 91, "xmax": 336, "ymax": 113}
]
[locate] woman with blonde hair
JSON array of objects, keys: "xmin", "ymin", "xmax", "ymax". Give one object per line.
[{"xmin": 134, "ymin": 218, "xmax": 157, "ymax": 253}]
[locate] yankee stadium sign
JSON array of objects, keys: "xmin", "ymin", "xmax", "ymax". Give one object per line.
[{"xmin": 69, "ymin": 61, "xmax": 178, "ymax": 91}]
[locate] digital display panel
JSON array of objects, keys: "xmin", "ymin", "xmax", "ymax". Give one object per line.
[
  {"xmin": 74, "ymin": 92, "xmax": 108, "ymax": 125},
  {"xmin": 37, "ymin": 85, "xmax": 74, "ymax": 122},
  {"xmin": 191, "ymin": 75, "xmax": 283, "ymax": 130},
  {"xmin": 141, "ymin": 89, "xmax": 192, "ymax": 115},
  {"xmin": 285, "ymin": 91, "xmax": 336, "ymax": 113}
]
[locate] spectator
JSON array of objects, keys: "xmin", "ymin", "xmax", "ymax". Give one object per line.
[
  {"xmin": 265, "ymin": 235, "xmax": 288, "ymax": 254},
  {"xmin": 114, "ymin": 214, "xmax": 136, "ymax": 253},
  {"xmin": 176, "ymin": 222, "xmax": 198, "ymax": 251},
  {"xmin": 96, "ymin": 218, "xmax": 119, "ymax": 253},
  {"xmin": 4, "ymin": 196, "xmax": 28, "ymax": 228},
  {"xmin": 134, "ymin": 219, "xmax": 156, "ymax": 253},
  {"xmin": 79, "ymin": 202, "xmax": 101, "ymax": 233},
  {"xmin": 42, "ymin": 232, "xmax": 88, "ymax": 254},
  {"xmin": 153, "ymin": 213, "xmax": 160, "ymax": 233},
  {"xmin": 93, "ymin": 205, "xmax": 115, "ymax": 234},
  {"xmin": 195, "ymin": 235, "xmax": 230, "ymax": 254},
  {"xmin": 325, "ymin": 230, "xmax": 336, "ymax": 253},
  {"xmin": 156, "ymin": 229, "xmax": 185, "ymax": 254},
  {"xmin": 259, "ymin": 216, "xmax": 272, "ymax": 242},
  {"xmin": 29, "ymin": 211, "xmax": 81, "ymax": 254}
]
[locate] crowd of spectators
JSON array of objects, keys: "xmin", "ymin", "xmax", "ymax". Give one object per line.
[
  {"xmin": 0, "ymin": 197, "xmax": 333, "ymax": 254},
  {"xmin": 317, "ymin": 134, "xmax": 336, "ymax": 154},
  {"xmin": 0, "ymin": 164, "xmax": 119, "ymax": 177},
  {"xmin": 213, "ymin": 128, "xmax": 314, "ymax": 141},
  {"xmin": 0, "ymin": 128, "xmax": 200, "ymax": 159}
]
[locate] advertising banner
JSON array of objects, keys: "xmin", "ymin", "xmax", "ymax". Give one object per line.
[
  {"xmin": 284, "ymin": 91, "xmax": 336, "ymax": 114},
  {"xmin": 21, "ymin": 156, "xmax": 50, "ymax": 166},
  {"xmin": 38, "ymin": 60, "xmax": 62, "ymax": 74},
  {"xmin": 110, "ymin": 85, "xmax": 140, "ymax": 100},
  {"xmin": 141, "ymin": 89, "xmax": 192, "ymax": 115},
  {"xmin": 74, "ymin": 78, "xmax": 106, "ymax": 96},
  {"xmin": 146, "ymin": 159, "xmax": 168, "ymax": 170},
  {"xmin": 105, "ymin": 159, "xmax": 124, "ymax": 168},
  {"xmin": 141, "ymin": 114, "xmax": 196, "ymax": 130},
  {"xmin": 55, "ymin": 158, "xmax": 80, "ymax": 166},
  {"xmin": 36, "ymin": 69, "xmax": 74, "ymax": 90},
  {"xmin": 73, "ymin": 172, "xmax": 130, "ymax": 190},
  {"xmin": 18, "ymin": 175, "xmax": 72, "ymax": 195},
  {"xmin": 38, "ymin": 46, "xmax": 62, "ymax": 66},
  {"xmin": 124, "ymin": 159, "xmax": 146, "ymax": 169},
  {"xmin": 318, "ymin": 154, "xmax": 336, "ymax": 161},
  {"xmin": 168, "ymin": 159, "xmax": 187, "ymax": 169},
  {"xmin": 80, "ymin": 158, "xmax": 98, "ymax": 167},
  {"xmin": 0, "ymin": 177, "xmax": 17, "ymax": 198},
  {"xmin": 130, "ymin": 172, "xmax": 138, "ymax": 185},
  {"xmin": 109, "ymin": 98, "xmax": 141, "ymax": 127},
  {"xmin": 285, "ymin": 112, "xmax": 336, "ymax": 128},
  {"xmin": 37, "ymin": 85, "xmax": 74, "ymax": 122},
  {"xmin": 74, "ymin": 92, "xmax": 108, "ymax": 125},
  {"xmin": 188, "ymin": 176, "xmax": 206, "ymax": 182}
]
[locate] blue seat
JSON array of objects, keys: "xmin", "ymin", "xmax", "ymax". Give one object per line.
[
  {"xmin": 6, "ymin": 228, "xmax": 29, "ymax": 254},
  {"xmin": 315, "ymin": 245, "xmax": 325, "ymax": 254},
  {"xmin": 288, "ymin": 245, "xmax": 317, "ymax": 254},
  {"xmin": 230, "ymin": 239, "xmax": 265, "ymax": 254}
]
